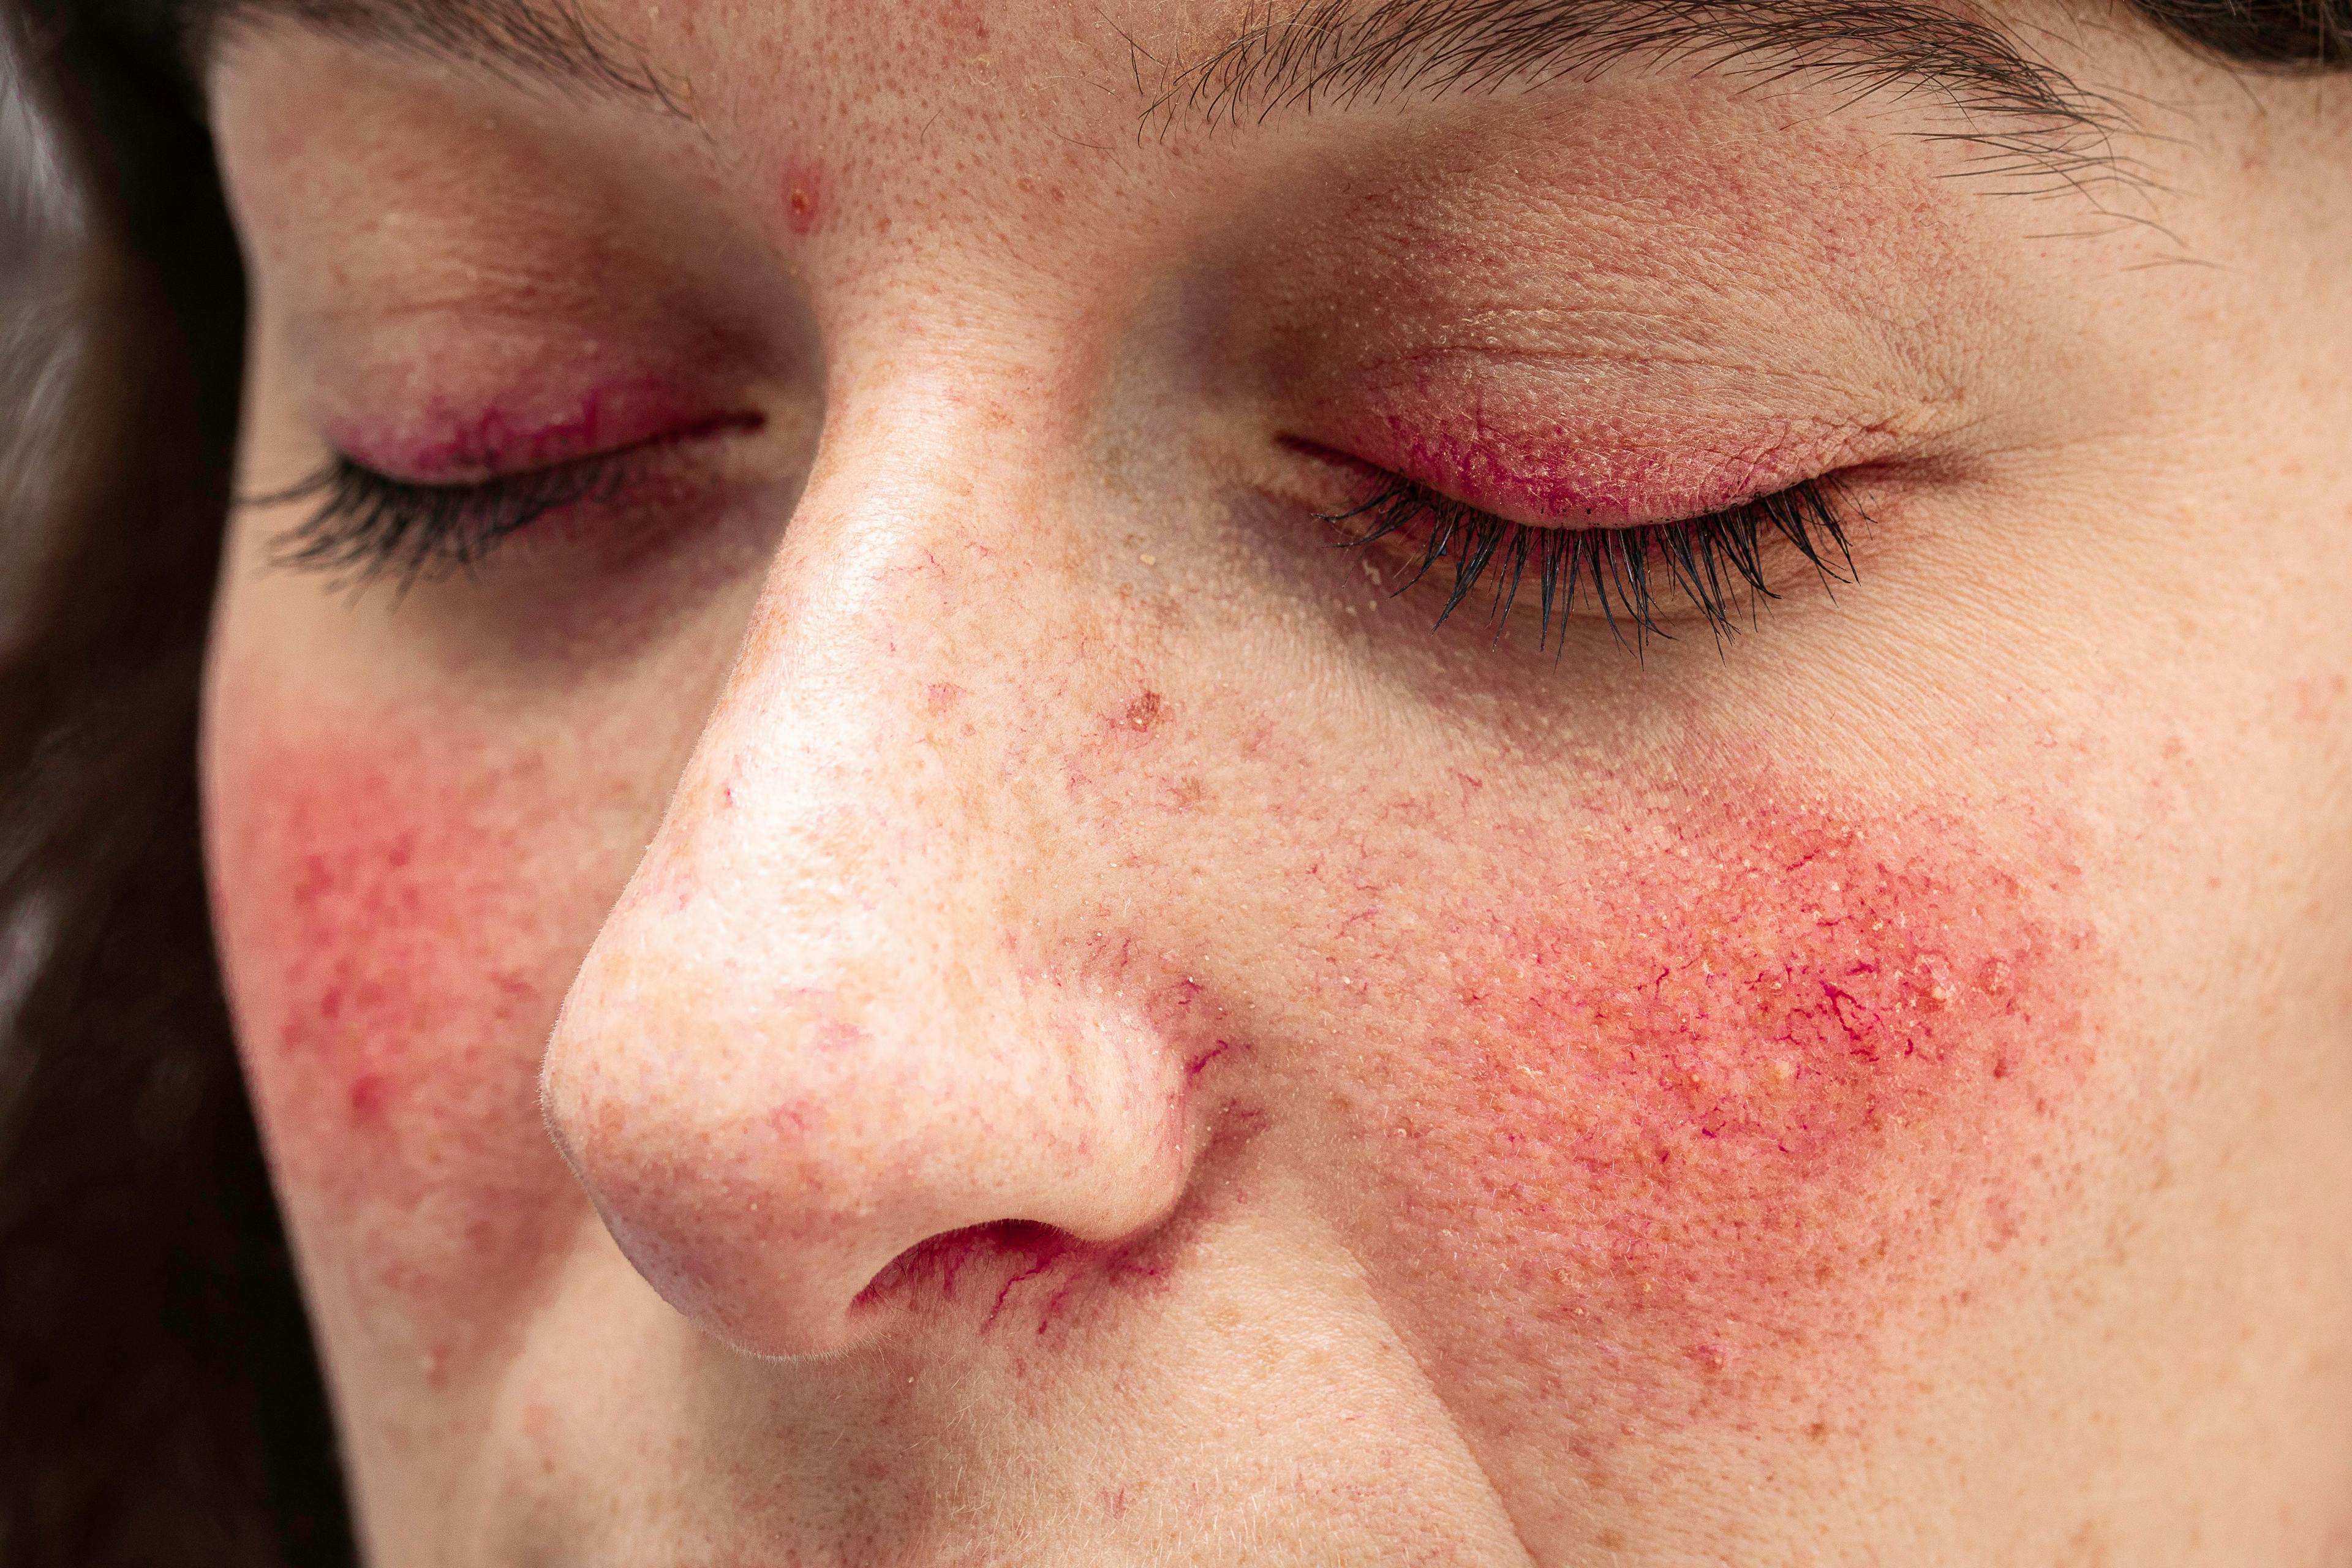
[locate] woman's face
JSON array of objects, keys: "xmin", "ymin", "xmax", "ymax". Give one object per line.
[{"xmin": 200, "ymin": 1, "xmax": 2352, "ymax": 1559}]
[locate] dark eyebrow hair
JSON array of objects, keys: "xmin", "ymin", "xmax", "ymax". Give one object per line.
[
  {"xmin": 186, "ymin": 0, "xmax": 2120, "ymax": 189},
  {"xmin": 1133, "ymin": 0, "xmax": 2120, "ymax": 187},
  {"xmin": 192, "ymin": 0, "xmax": 682, "ymax": 111}
]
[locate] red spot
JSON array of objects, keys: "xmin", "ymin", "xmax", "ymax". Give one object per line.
[
  {"xmin": 782, "ymin": 162, "xmax": 824, "ymax": 235},
  {"xmin": 347, "ymin": 1072, "xmax": 390, "ymax": 1120},
  {"xmin": 1123, "ymin": 690, "xmax": 1164, "ymax": 731},
  {"xmin": 812, "ymin": 1017, "xmax": 868, "ymax": 1054}
]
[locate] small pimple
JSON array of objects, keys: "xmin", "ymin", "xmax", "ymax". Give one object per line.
[
  {"xmin": 1123, "ymin": 690, "xmax": 1165, "ymax": 732},
  {"xmin": 780, "ymin": 162, "xmax": 826, "ymax": 235}
]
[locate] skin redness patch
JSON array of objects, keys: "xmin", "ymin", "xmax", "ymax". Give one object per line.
[
  {"xmin": 1330, "ymin": 763, "xmax": 2105, "ymax": 1452},
  {"xmin": 206, "ymin": 717, "xmax": 592, "ymax": 1376}
]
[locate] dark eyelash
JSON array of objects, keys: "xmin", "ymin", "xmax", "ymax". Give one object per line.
[
  {"xmin": 1321, "ymin": 475, "xmax": 1861, "ymax": 651},
  {"xmin": 255, "ymin": 440, "xmax": 1854, "ymax": 652},
  {"xmin": 252, "ymin": 452, "xmax": 633, "ymax": 590}
]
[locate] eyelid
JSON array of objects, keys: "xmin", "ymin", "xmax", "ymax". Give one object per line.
[
  {"xmin": 1287, "ymin": 378, "xmax": 1904, "ymax": 531},
  {"xmin": 1287, "ymin": 433, "xmax": 1778, "ymax": 533},
  {"xmin": 328, "ymin": 409, "xmax": 767, "ymax": 488}
]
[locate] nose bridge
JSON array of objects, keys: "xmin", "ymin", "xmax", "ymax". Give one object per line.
[
  {"xmin": 636, "ymin": 375, "xmax": 1077, "ymax": 1031},
  {"xmin": 540, "ymin": 391, "xmax": 1194, "ymax": 1359}
]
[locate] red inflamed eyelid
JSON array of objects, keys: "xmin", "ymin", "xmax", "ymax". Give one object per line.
[
  {"xmin": 322, "ymin": 377, "xmax": 761, "ymax": 484},
  {"xmin": 1294, "ymin": 407, "xmax": 1879, "ymax": 531}
]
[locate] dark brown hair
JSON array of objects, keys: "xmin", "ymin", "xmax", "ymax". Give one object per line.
[
  {"xmin": 0, "ymin": 0, "xmax": 2342, "ymax": 1562},
  {"xmin": 0, "ymin": 4, "xmax": 350, "ymax": 1561}
]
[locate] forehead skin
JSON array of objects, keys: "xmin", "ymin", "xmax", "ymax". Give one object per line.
[{"xmin": 199, "ymin": 1, "xmax": 2352, "ymax": 1564}]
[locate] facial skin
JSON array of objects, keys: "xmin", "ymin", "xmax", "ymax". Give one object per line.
[{"xmin": 198, "ymin": 2, "xmax": 2352, "ymax": 1561}]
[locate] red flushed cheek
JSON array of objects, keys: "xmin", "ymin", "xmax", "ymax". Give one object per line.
[
  {"xmin": 1350, "ymin": 780, "xmax": 2104, "ymax": 1425},
  {"xmin": 206, "ymin": 718, "xmax": 592, "ymax": 1370}
]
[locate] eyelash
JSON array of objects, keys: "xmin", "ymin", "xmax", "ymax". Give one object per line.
[
  {"xmin": 1321, "ymin": 475, "xmax": 1860, "ymax": 649},
  {"xmin": 258, "ymin": 450, "xmax": 636, "ymax": 588},
  {"xmin": 260, "ymin": 445, "xmax": 1860, "ymax": 650}
]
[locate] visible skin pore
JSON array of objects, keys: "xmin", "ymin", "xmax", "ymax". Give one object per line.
[{"xmin": 201, "ymin": 2, "xmax": 2352, "ymax": 1562}]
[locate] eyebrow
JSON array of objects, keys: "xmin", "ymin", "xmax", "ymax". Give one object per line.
[
  {"xmin": 191, "ymin": 0, "xmax": 2117, "ymax": 181},
  {"xmin": 194, "ymin": 0, "xmax": 684, "ymax": 111},
  {"xmin": 1140, "ymin": 0, "xmax": 2115, "ymax": 182}
]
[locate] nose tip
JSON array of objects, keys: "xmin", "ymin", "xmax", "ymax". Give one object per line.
[{"xmin": 540, "ymin": 961, "xmax": 1196, "ymax": 1359}]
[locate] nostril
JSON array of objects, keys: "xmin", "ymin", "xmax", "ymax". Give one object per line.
[
  {"xmin": 853, "ymin": 1219, "xmax": 1079, "ymax": 1331},
  {"xmin": 852, "ymin": 1218, "xmax": 1174, "ymax": 1341}
]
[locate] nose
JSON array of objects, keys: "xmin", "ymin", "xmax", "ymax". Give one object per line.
[{"xmin": 540, "ymin": 399, "xmax": 1199, "ymax": 1359}]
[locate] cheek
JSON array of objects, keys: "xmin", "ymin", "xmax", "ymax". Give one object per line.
[
  {"xmin": 205, "ymin": 706, "xmax": 600, "ymax": 1370},
  {"xmin": 1336, "ymin": 775, "xmax": 2105, "ymax": 1427}
]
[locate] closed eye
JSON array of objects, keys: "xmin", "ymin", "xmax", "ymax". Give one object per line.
[
  {"xmin": 249, "ymin": 413, "xmax": 763, "ymax": 592},
  {"xmin": 1321, "ymin": 471, "xmax": 1863, "ymax": 652}
]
